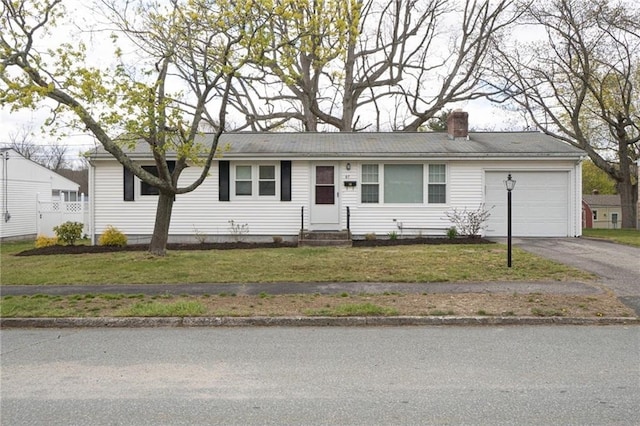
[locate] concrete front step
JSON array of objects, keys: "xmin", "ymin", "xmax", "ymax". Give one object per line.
[{"xmin": 298, "ymin": 231, "xmax": 352, "ymax": 247}]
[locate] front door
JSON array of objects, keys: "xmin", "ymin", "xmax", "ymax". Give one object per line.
[{"xmin": 310, "ymin": 164, "xmax": 340, "ymax": 230}]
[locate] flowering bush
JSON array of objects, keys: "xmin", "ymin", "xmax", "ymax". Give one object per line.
[
  {"xmin": 35, "ymin": 235, "xmax": 59, "ymax": 248},
  {"xmin": 99, "ymin": 226, "xmax": 128, "ymax": 247}
]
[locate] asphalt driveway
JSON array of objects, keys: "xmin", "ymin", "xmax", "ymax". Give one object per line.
[{"xmin": 514, "ymin": 237, "xmax": 640, "ymax": 314}]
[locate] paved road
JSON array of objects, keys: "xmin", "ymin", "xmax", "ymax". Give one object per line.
[{"xmin": 1, "ymin": 326, "xmax": 639, "ymax": 425}]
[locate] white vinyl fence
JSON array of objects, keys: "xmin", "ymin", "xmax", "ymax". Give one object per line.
[{"xmin": 37, "ymin": 194, "xmax": 90, "ymax": 238}]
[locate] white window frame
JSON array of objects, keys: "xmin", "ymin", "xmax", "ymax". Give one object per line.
[
  {"xmin": 427, "ymin": 164, "xmax": 447, "ymax": 204},
  {"xmin": 360, "ymin": 163, "xmax": 447, "ymax": 205},
  {"xmin": 234, "ymin": 165, "xmax": 253, "ymax": 196},
  {"xmin": 232, "ymin": 163, "xmax": 279, "ymax": 199},
  {"xmin": 361, "ymin": 164, "xmax": 379, "ymax": 203},
  {"xmin": 258, "ymin": 164, "xmax": 277, "ymax": 197}
]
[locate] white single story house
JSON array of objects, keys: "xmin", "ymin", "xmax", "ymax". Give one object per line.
[
  {"xmin": 88, "ymin": 111, "xmax": 585, "ymax": 244},
  {"xmin": 1, "ymin": 148, "xmax": 81, "ymax": 241}
]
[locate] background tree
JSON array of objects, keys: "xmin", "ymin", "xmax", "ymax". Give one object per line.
[
  {"xmin": 1, "ymin": 0, "xmax": 272, "ymax": 255},
  {"xmin": 230, "ymin": 0, "xmax": 521, "ymax": 132},
  {"xmin": 8, "ymin": 124, "xmax": 71, "ymax": 170},
  {"xmin": 425, "ymin": 109, "xmax": 452, "ymax": 132},
  {"xmin": 7, "ymin": 124, "xmax": 41, "ymax": 160},
  {"xmin": 489, "ymin": 0, "xmax": 639, "ymax": 228},
  {"xmin": 582, "ymin": 160, "xmax": 617, "ymax": 195}
]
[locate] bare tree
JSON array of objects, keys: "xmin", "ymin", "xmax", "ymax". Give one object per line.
[
  {"xmin": 43, "ymin": 142, "xmax": 69, "ymax": 171},
  {"xmin": 228, "ymin": 0, "xmax": 520, "ymax": 132},
  {"xmin": 489, "ymin": 0, "xmax": 639, "ymax": 228},
  {"xmin": 8, "ymin": 124, "xmax": 70, "ymax": 170},
  {"xmin": 8, "ymin": 124, "xmax": 41, "ymax": 160}
]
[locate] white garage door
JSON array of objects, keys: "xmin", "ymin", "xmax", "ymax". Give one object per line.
[{"xmin": 484, "ymin": 171, "xmax": 570, "ymax": 237}]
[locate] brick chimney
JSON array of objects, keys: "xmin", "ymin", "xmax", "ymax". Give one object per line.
[{"xmin": 447, "ymin": 109, "xmax": 469, "ymax": 139}]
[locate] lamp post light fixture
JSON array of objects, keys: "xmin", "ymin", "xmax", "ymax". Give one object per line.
[{"xmin": 505, "ymin": 173, "xmax": 516, "ymax": 267}]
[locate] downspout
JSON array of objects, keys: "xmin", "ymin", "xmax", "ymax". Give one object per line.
[
  {"xmin": 2, "ymin": 150, "xmax": 10, "ymax": 223},
  {"xmin": 575, "ymin": 156, "xmax": 586, "ymax": 237},
  {"xmin": 88, "ymin": 159, "xmax": 96, "ymax": 245}
]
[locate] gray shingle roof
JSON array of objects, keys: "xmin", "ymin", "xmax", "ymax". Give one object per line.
[
  {"xmin": 582, "ymin": 194, "xmax": 621, "ymax": 207},
  {"xmin": 91, "ymin": 131, "xmax": 585, "ymax": 159}
]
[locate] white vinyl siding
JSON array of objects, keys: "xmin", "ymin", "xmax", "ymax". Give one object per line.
[
  {"xmin": 92, "ymin": 160, "xmax": 307, "ymax": 243},
  {"xmin": 1, "ymin": 149, "xmax": 79, "ymax": 240},
  {"xmin": 347, "ymin": 160, "xmax": 580, "ymax": 238},
  {"xmin": 90, "ymin": 158, "xmax": 581, "ymax": 242}
]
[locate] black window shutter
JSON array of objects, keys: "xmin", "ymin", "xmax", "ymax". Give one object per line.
[
  {"xmin": 219, "ymin": 161, "xmax": 230, "ymax": 201},
  {"xmin": 280, "ymin": 160, "xmax": 292, "ymax": 201},
  {"xmin": 123, "ymin": 166, "xmax": 135, "ymax": 201}
]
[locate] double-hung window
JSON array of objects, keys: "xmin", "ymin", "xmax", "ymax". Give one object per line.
[
  {"xmin": 361, "ymin": 164, "xmax": 379, "ymax": 203},
  {"xmin": 234, "ymin": 164, "xmax": 277, "ymax": 198},
  {"xmin": 258, "ymin": 165, "xmax": 276, "ymax": 196},
  {"xmin": 235, "ymin": 165, "xmax": 252, "ymax": 196},
  {"xmin": 428, "ymin": 164, "xmax": 446, "ymax": 204}
]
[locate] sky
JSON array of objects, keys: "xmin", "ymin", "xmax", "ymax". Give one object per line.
[{"xmin": 0, "ymin": 0, "xmax": 526, "ymax": 164}]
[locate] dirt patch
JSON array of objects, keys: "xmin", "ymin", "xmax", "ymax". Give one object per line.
[
  {"xmin": 16, "ymin": 237, "xmax": 492, "ymax": 256},
  {"xmin": 2, "ymin": 292, "xmax": 634, "ymax": 318}
]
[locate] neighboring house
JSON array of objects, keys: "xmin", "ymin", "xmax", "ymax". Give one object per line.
[
  {"xmin": 582, "ymin": 193, "xmax": 622, "ymax": 229},
  {"xmin": 88, "ymin": 111, "xmax": 585, "ymax": 244},
  {"xmin": 56, "ymin": 168, "xmax": 89, "ymax": 199},
  {"xmin": 1, "ymin": 148, "xmax": 82, "ymax": 241}
]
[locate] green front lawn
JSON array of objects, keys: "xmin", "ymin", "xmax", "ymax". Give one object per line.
[
  {"xmin": 1, "ymin": 241, "xmax": 594, "ymax": 285},
  {"xmin": 582, "ymin": 228, "xmax": 640, "ymax": 247}
]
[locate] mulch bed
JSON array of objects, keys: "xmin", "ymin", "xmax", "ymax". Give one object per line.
[{"xmin": 15, "ymin": 237, "xmax": 492, "ymax": 256}]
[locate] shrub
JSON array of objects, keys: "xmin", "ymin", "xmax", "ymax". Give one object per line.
[
  {"xmin": 99, "ymin": 226, "xmax": 128, "ymax": 247},
  {"xmin": 35, "ymin": 235, "xmax": 58, "ymax": 248},
  {"xmin": 446, "ymin": 226, "xmax": 458, "ymax": 239},
  {"xmin": 228, "ymin": 220, "xmax": 249, "ymax": 242},
  {"xmin": 193, "ymin": 226, "xmax": 207, "ymax": 244},
  {"xmin": 365, "ymin": 233, "xmax": 377, "ymax": 241},
  {"xmin": 387, "ymin": 231, "xmax": 398, "ymax": 240},
  {"xmin": 272, "ymin": 235, "xmax": 283, "ymax": 244},
  {"xmin": 53, "ymin": 221, "xmax": 84, "ymax": 245},
  {"xmin": 445, "ymin": 204, "xmax": 493, "ymax": 237}
]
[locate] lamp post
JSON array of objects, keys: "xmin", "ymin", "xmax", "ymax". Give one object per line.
[{"xmin": 505, "ymin": 174, "xmax": 516, "ymax": 267}]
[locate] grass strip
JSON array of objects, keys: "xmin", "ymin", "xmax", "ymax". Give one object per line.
[
  {"xmin": 1, "ymin": 242, "xmax": 594, "ymax": 285},
  {"xmin": 1, "ymin": 293, "xmax": 633, "ymax": 319},
  {"xmin": 581, "ymin": 228, "xmax": 640, "ymax": 247}
]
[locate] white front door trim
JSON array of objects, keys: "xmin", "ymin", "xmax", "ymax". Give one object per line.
[{"xmin": 309, "ymin": 163, "xmax": 341, "ymax": 230}]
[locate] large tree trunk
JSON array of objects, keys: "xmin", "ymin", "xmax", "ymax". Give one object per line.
[
  {"xmin": 616, "ymin": 180, "xmax": 638, "ymax": 229},
  {"xmin": 148, "ymin": 191, "xmax": 175, "ymax": 256}
]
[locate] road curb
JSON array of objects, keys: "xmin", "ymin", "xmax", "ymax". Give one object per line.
[{"xmin": 1, "ymin": 316, "xmax": 639, "ymax": 328}]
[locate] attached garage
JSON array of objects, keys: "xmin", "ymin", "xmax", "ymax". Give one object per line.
[{"xmin": 484, "ymin": 170, "xmax": 577, "ymax": 237}]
